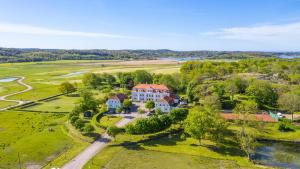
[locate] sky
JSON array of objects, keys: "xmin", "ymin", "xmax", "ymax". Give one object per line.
[{"xmin": 0, "ymin": 0, "xmax": 300, "ymax": 51}]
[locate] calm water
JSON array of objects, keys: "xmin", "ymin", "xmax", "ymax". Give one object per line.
[
  {"xmin": 0, "ymin": 77, "xmax": 18, "ymax": 83},
  {"xmin": 278, "ymin": 55, "xmax": 300, "ymax": 59},
  {"xmin": 253, "ymin": 141, "xmax": 300, "ymax": 169},
  {"xmin": 61, "ymin": 71, "xmax": 87, "ymax": 77}
]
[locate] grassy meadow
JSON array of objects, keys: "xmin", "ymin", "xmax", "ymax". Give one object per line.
[
  {"xmin": 0, "ymin": 111, "xmax": 72, "ymax": 168},
  {"xmin": 0, "ymin": 60, "xmax": 181, "ymax": 168},
  {"xmin": 0, "ymin": 60, "xmax": 180, "ymax": 102}
]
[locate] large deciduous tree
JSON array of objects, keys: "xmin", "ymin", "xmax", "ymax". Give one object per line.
[
  {"xmin": 134, "ymin": 70, "xmax": 153, "ymax": 84},
  {"xmin": 278, "ymin": 93, "xmax": 300, "ymax": 121},
  {"xmin": 246, "ymin": 80, "xmax": 278, "ymax": 108},
  {"xmin": 59, "ymin": 81, "xmax": 76, "ymax": 95},
  {"xmin": 184, "ymin": 107, "xmax": 227, "ymax": 144}
]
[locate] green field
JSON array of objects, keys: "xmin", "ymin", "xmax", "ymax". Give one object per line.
[
  {"xmin": 0, "ymin": 111, "xmax": 72, "ymax": 168},
  {"xmin": 0, "ymin": 81, "xmax": 26, "ymax": 97},
  {"xmin": 0, "ymin": 100, "xmax": 18, "ymax": 109},
  {"xmin": 23, "ymin": 96, "xmax": 79, "ymax": 112},
  {"xmin": 0, "ymin": 60, "xmax": 180, "ymax": 103}
]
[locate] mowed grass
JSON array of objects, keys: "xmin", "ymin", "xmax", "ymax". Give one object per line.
[
  {"xmin": 98, "ymin": 115, "xmax": 122, "ymax": 128},
  {"xmin": 104, "ymin": 149, "xmax": 239, "ymax": 169},
  {"xmin": 23, "ymin": 96, "xmax": 79, "ymax": 112},
  {"xmin": 0, "ymin": 111, "xmax": 73, "ymax": 168},
  {"xmin": 85, "ymin": 129, "xmax": 271, "ymax": 169}
]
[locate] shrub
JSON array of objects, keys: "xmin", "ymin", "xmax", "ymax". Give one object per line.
[
  {"xmin": 70, "ymin": 116, "xmax": 79, "ymax": 125},
  {"xmin": 74, "ymin": 119, "xmax": 85, "ymax": 130},
  {"xmin": 278, "ymin": 119, "xmax": 295, "ymax": 132},
  {"xmin": 83, "ymin": 124, "xmax": 95, "ymax": 133},
  {"xmin": 169, "ymin": 108, "xmax": 189, "ymax": 123},
  {"xmin": 125, "ymin": 115, "xmax": 171, "ymax": 134}
]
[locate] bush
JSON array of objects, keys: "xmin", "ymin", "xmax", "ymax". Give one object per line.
[
  {"xmin": 83, "ymin": 124, "xmax": 95, "ymax": 133},
  {"xmin": 125, "ymin": 115, "xmax": 171, "ymax": 134},
  {"xmin": 74, "ymin": 119, "xmax": 85, "ymax": 130},
  {"xmin": 70, "ymin": 116, "xmax": 79, "ymax": 125},
  {"xmin": 107, "ymin": 126, "xmax": 123, "ymax": 139},
  {"xmin": 278, "ymin": 119, "xmax": 295, "ymax": 132},
  {"xmin": 169, "ymin": 108, "xmax": 189, "ymax": 123}
]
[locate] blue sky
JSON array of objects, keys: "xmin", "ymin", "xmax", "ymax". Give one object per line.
[{"xmin": 0, "ymin": 0, "xmax": 300, "ymax": 51}]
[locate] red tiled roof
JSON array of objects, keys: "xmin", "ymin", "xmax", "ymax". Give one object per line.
[
  {"xmin": 133, "ymin": 84, "xmax": 169, "ymax": 90},
  {"xmin": 221, "ymin": 113, "xmax": 276, "ymax": 123}
]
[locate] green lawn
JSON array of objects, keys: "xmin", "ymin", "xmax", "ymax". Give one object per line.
[
  {"xmin": 0, "ymin": 111, "xmax": 74, "ymax": 168},
  {"xmin": 0, "ymin": 100, "xmax": 18, "ymax": 109},
  {"xmin": 229, "ymin": 123, "xmax": 300, "ymax": 142},
  {"xmin": 98, "ymin": 115, "xmax": 122, "ymax": 128},
  {"xmin": 84, "ymin": 132, "xmax": 269, "ymax": 169},
  {"xmin": 23, "ymin": 96, "xmax": 79, "ymax": 112},
  {"xmin": 104, "ymin": 149, "xmax": 239, "ymax": 169}
]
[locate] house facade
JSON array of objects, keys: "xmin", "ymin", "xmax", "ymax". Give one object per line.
[
  {"xmin": 131, "ymin": 84, "xmax": 170, "ymax": 102},
  {"xmin": 106, "ymin": 93, "xmax": 128, "ymax": 111},
  {"xmin": 131, "ymin": 84, "xmax": 178, "ymax": 112}
]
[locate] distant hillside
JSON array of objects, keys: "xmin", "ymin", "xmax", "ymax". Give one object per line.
[{"xmin": 0, "ymin": 47, "xmax": 292, "ymax": 63}]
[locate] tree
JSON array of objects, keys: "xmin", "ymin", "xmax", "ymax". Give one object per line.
[
  {"xmin": 155, "ymin": 108, "xmax": 163, "ymax": 116},
  {"xmin": 59, "ymin": 82, "xmax": 76, "ymax": 95},
  {"xmin": 122, "ymin": 99, "xmax": 132, "ymax": 110},
  {"xmin": 186, "ymin": 81, "xmax": 196, "ymax": 102},
  {"xmin": 184, "ymin": 110, "xmax": 210, "ymax": 144},
  {"xmin": 138, "ymin": 108, "xmax": 145, "ymax": 117},
  {"xmin": 79, "ymin": 89, "xmax": 100, "ymax": 114},
  {"xmin": 233, "ymin": 100, "xmax": 258, "ymax": 160},
  {"xmin": 117, "ymin": 72, "xmax": 134, "ymax": 89},
  {"xmin": 169, "ymin": 108, "xmax": 189, "ymax": 123},
  {"xmin": 237, "ymin": 127, "xmax": 256, "ymax": 160},
  {"xmin": 116, "ymin": 107, "xmax": 123, "ymax": 113},
  {"xmin": 101, "ymin": 73, "xmax": 116, "ymax": 85},
  {"xmin": 225, "ymin": 80, "xmax": 238, "ymax": 100},
  {"xmin": 145, "ymin": 100, "xmax": 155, "ymax": 112},
  {"xmin": 82, "ymin": 73, "xmax": 101, "ymax": 89},
  {"xmin": 107, "ymin": 126, "xmax": 123, "ymax": 140},
  {"xmin": 158, "ymin": 74, "xmax": 178, "ymax": 92},
  {"xmin": 83, "ymin": 124, "xmax": 95, "ymax": 133},
  {"xmin": 134, "ymin": 70, "xmax": 153, "ymax": 84},
  {"xmin": 201, "ymin": 94, "xmax": 221, "ymax": 112},
  {"xmin": 184, "ymin": 107, "xmax": 227, "ymax": 144},
  {"xmin": 230, "ymin": 76, "xmax": 248, "ymax": 94},
  {"xmin": 278, "ymin": 93, "xmax": 300, "ymax": 121},
  {"xmin": 246, "ymin": 80, "xmax": 278, "ymax": 108}
]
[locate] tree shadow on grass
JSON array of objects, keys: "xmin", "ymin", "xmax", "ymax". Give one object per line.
[
  {"xmin": 141, "ymin": 133, "xmax": 186, "ymax": 147},
  {"xmin": 83, "ymin": 132, "xmax": 102, "ymax": 140},
  {"xmin": 203, "ymin": 143, "xmax": 245, "ymax": 157}
]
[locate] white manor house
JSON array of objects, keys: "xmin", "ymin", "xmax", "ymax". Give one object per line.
[{"xmin": 131, "ymin": 84, "xmax": 179, "ymax": 112}]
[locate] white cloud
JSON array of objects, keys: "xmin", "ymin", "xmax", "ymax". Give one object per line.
[
  {"xmin": 0, "ymin": 23, "xmax": 138, "ymax": 39},
  {"xmin": 204, "ymin": 22, "xmax": 300, "ymax": 42}
]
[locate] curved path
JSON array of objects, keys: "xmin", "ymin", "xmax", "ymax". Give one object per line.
[
  {"xmin": 62, "ymin": 112, "xmax": 147, "ymax": 169},
  {"xmin": 0, "ymin": 77, "xmax": 33, "ymax": 111}
]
